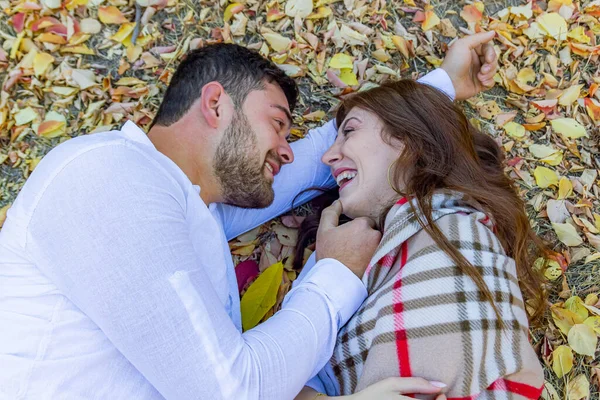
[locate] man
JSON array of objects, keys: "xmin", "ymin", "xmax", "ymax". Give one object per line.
[{"xmin": 0, "ymin": 32, "xmax": 498, "ymax": 399}]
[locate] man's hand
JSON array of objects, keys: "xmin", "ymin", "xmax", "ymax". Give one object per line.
[
  {"xmin": 316, "ymin": 200, "xmax": 381, "ymax": 279},
  {"xmin": 441, "ymin": 31, "xmax": 498, "ymax": 101}
]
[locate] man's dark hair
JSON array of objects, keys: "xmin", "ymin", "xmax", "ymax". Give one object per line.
[{"xmin": 151, "ymin": 43, "xmax": 298, "ymax": 128}]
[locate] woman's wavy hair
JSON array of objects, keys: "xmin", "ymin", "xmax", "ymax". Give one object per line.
[{"xmin": 293, "ymin": 80, "xmax": 548, "ymax": 324}]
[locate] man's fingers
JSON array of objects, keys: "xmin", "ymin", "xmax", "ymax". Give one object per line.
[
  {"xmin": 483, "ymin": 42, "xmax": 497, "ymax": 64},
  {"xmin": 318, "ymin": 200, "xmax": 343, "ymax": 230},
  {"xmin": 460, "ymin": 30, "xmax": 496, "ymax": 50}
]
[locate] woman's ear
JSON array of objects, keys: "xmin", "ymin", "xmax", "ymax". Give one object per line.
[{"xmin": 199, "ymin": 82, "xmax": 226, "ymax": 129}]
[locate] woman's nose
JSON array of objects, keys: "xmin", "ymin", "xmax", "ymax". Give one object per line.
[{"xmin": 322, "ymin": 142, "xmax": 342, "ymax": 166}]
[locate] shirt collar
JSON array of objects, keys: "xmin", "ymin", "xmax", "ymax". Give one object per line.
[{"xmin": 120, "ymin": 120, "xmax": 202, "ymax": 196}]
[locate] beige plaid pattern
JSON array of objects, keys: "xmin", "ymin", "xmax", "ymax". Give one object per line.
[{"xmin": 324, "ymin": 191, "xmax": 544, "ymax": 399}]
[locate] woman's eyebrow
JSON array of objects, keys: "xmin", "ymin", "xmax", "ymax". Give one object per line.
[{"xmin": 339, "ymin": 116, "xmax": 361, "ymax": 132}]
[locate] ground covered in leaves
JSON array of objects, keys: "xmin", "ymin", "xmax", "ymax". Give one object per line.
[{"xmin": 1, "ymin": 0, "xmax": 600, "ymax": 398}]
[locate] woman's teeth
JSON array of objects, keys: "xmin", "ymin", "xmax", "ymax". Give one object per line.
[
  {"xmin": 336, "ymin": 170, "xmax": 357, "ymax": 187},
  {"xmin": 265, "ymin": 162, "xmax": 274, "ymax": 174}
]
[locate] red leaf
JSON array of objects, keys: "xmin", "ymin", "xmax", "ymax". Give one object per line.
[
  {"xmin": 236, "ymin": 260, "xmax": 260, "ymax": 293},
  {"xmin": 12, "ymin": 13, "xmax": 25, "ymax": 33}
]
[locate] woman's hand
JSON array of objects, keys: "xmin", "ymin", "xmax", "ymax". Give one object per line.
[
  {"xmin": 441, "ymin": 31, "xmax": 498, "ymax": 101},
  {"xmin": 344, "ymin": 377, "xmax": 447, "ymax": 400}
]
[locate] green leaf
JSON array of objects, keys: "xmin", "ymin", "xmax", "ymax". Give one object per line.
[{"xmin": 240, "ymin": 261, "xmax": 283, "ymax": 331}]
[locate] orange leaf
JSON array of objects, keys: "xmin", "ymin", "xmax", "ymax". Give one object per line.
[
  {"xmin": 37, "ymin": 120, "xmax": 66, "ymax": 137},
  {"xmin": 98, "ymin": 6, "xmax": 129, "ymax": 24},
  {"xmin": 461, "ymin": 4, "xmax": 483, "ymax": 24},
  {"xmin": 36, "ymin": 33, "xmax": 67, "ymax": 44},
  {"xmin": 31, "ymin": 16, "xmax": 62, "ymax": 31},
  {"xmin": 584, "ymin": 98, "xmax": 600, "ymax": 122}
]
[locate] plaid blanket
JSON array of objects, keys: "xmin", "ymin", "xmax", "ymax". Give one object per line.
[{"xmin": 327, "ymin": 191, "xmax": 544, "ymax": 399}]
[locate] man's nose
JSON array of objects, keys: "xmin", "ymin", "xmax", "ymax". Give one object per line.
[{"xmin": 278, "ymin": 138, "xmax": 294, "ymax": 165}]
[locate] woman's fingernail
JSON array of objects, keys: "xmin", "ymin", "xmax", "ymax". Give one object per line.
[{"xmin": 429, "ymin": 381, "xmax": 447, "ymax": 388}]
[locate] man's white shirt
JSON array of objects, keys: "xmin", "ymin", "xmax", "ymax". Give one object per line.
[{"xmin": 0, "ymin": 70, "xmax": 454, "ymax": 400}]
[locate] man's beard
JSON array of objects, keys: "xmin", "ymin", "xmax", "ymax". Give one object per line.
[{"xmin": 213, "ymin": 110, "xmax": 277, "ymax": 208}]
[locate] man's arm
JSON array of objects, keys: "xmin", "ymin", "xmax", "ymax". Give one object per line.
[
  {"xmin": 214, "ymin": 69, "xmax": 455, "ymax": 240},
  {"xmin": 27, "ymin": 144, "xmax": 366, "ymax": 400}
]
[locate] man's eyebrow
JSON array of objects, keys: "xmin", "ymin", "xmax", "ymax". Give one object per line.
[{"xmin": 271, "ymin": 104, "xmax": 293, "ymax": 129}]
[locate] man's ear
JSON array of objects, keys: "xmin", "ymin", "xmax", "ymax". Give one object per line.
[{"xmin": 199, "ymin": 82, "xmax": 226, "ymax": 129}]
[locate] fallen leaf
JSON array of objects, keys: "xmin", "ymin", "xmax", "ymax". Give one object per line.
[
  {"xmin": 262, "ymin": 31, "xmax": 292, "ymax": 52},
  {"xmin": 534, "ymin": 166, "xmax": 559, "ymax": 188},
  {"xmin": 33, "ymin": 52, "xmax": 54, "ymax": 77},
  {"xmin": 568, "ymin": 324, "xmax": 597, "ymax": 356},
  {"xmin": 552, "ymin": 222, "xmax": 583, "ymax": 246},
  {"xmin": 240, "ymin": 261, "xmax": 283, "ymax": 331},
  {"xmin": 285, "ymin": 0, "xmax": 313, "ymax": 18},
  {"xmin": 550, "ymin": 118, "xmax": 588, "ymax": 139},
  {"xmin": 329, "ymin": 53, "xmax": 354, "ymax": 69},
  {"xmin": 567, "ymin": 374, "xmax": 590, "ymax": 400},
  {"xmin": 552, "ymin": 345, "xmax": 573, "ymax": 378},
  {"xmin": 98, "ymin": 6, "xmax": 129, "ymax": 24},
  {"xmin": 537, "ymin": 12, "xmax": 568, "ymax": 41},
  {"xmin": 224, "ymin": 3, "xmax": 244, "ymax": 23},
  {"xmin": 504, "ymin": 121, "xmax": 526, "ymax": 139},
  {"xmin": 583, "ymin": 316, "xmax": 600, "ymax": 334},
  {"xmin": 14, "ymin": 107, "xmax": 38, "ymax": 126}
]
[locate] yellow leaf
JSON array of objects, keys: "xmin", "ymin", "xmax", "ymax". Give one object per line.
[
  {"xmin": 263, "ymin": 32, "xmax": 292, "ymax": 52},
  {"xmin": 339, "ymin": 69, "xmax": 358, "ymax": 86},
  {"xmin": 111, "ymin": 22, "xmax": 136, "ymax": 43},
  {"xmin": 567, "ymin": 324, "xmax": 598, "ymax": 356},
  {"xmin": 583, "ymin": 316, "xmax": 600, "ymax": 334},
  {"xmin": 14, "ymin": 107, "xmax": 38, "ymax": 126},
  {"xmin": 33, "ymin": 52, "xmax": 54, "ymax": 77},
  {"xmin": 307, "ymin": 6, "xmax": 332, "ymax": 20},
  {"xmin": 231, "ymin": 243, "xmax": 255, "ymax": 256},
  {"xmin": 60, "ymin": 45, "xmax": 95, "ymax": 55},
  {"xmin": 51, "ymin": 86, "xmax": 78, "ymax": 96},
  {"xmin": 558, "ymin": 84, "xmax": 583, "ymax": 106},
  {"xmin": 392, "ymin": 35, "xmax": 410, "ymax": 58},
  {"xmin": 544, "ymin": 260, "xmax": 563, "ymax": 281},
  {"xmin": 534, "ymin": 166, "xmax": 559, "ymax": 188},
  {"xmin": 529, "ymin": 144, "xmax": 563, "ymax": 166},
  {"xmin": 98, "ymin": 6, "xmax": 129, "ymax": 24},
  {"xmin": 552, "ymin": 306, "xmax": 585, "ymax": 334},
  {"xmin": 329, "ymin": 53, "xmax": 354, "ymax": 69},
  {"xmin": 224, "ymin": 2, "xmax": 244, "ymax": 23},
  {"xmin": 284, "ymin": 0, "xmax": 312, "ymax": 18},
  {"xmin": 558, "ymin": 177, "xmax": 573, "ymax": 199},
  {"xmin": 595, "ymin": 214, "xmax": 600, "ymax": 231},
  {"xmin": 552, "ymin": 345, "xmax": 573, "ymax": 378},
  {"xmin": 550, "ymin": 118, "xmax": 588, "ymax": 139},
  {"xmin": 565, "ymin": 296, "xmax": 589, "ymax": 320},
  {"xmin": 504, "ymin": 121, "xmax": 526, "ymax": 139},
  {"xmin": 114, "ymin": 77, "xmax": 146, "ymax": 86},
  {"xmin": 567, "ymin": 374, "xmax": 590, "ymax": 400},
  {"xmin": 537, "ymin": 12, "xmax": 568, "ymax": 41},
  {"xmin": 0, "ymin": 204, "xmax": 10, "ymax": 228},
  {"xmin": 422, "ymin": 10, "xmax": 441, "ymax": 31},
  {"xmin": 552, "ymin": 222, "xmax": 583, "ymax": 246},
  {"xmin": 240, "ymin": 261, "xmax": 283, "ymax": 331},
  {"xmin": 517, "ymin": 67, "xmax": 536, "ymax": 84},
  {"xmin": 567, "ymin": 26, "xmax": 591, "ymax": 44}
]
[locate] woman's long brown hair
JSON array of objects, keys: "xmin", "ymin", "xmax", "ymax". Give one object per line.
[{"xmin": 293, "ymin": 80, "xmax": 547, "ymax": 325}]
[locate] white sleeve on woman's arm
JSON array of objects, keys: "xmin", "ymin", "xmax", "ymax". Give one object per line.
[
  {"xmin": 26, "ymin": 144, "xmax": 366, "ymax": 400},
  {"xmin": 215, "ymin": 68, "xmax": 455, "ymax": 240}
]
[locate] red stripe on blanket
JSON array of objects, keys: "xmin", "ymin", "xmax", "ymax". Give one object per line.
[
  {"xmin": 446, "ymin": 379, "xmax": 543, "ymax": 400},
  {"xmin": 396, "ymin": 197, "xmax": 409, "ymax": 206},
  {"xmin": 488, "ymin": 378, "xmax": 543, "ymax": 399},
  {"xmin": 393, "ymin": 241, "xmax": 411, "ymax": 377}
]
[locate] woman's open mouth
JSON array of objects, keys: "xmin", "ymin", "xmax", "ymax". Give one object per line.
[{"xmin": 335, "ymin": 170, "xmax": 357, "ymax": 191}]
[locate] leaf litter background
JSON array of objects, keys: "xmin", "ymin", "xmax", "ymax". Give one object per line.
[{"xmin": 1, "ymin": 0, "xmax": 600, "ymax": 398}]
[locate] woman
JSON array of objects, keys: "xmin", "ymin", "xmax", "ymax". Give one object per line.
[{"xmin": 295, "ymin": 80, "xmax": 546, "ymax": 399}]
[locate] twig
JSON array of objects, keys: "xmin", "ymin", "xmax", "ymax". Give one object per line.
[{"xmin": 132, "ymin": 2, "xmax": 143, "ymax": 46}]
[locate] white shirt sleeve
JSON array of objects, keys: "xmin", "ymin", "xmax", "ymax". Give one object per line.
[
  {"xmin": 25, "ymin": 143, "xmax": 366, "ymax": 400},
  {"xmin": 215, "ymin": 69, "xmax": 455, "ymax": 240}
]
